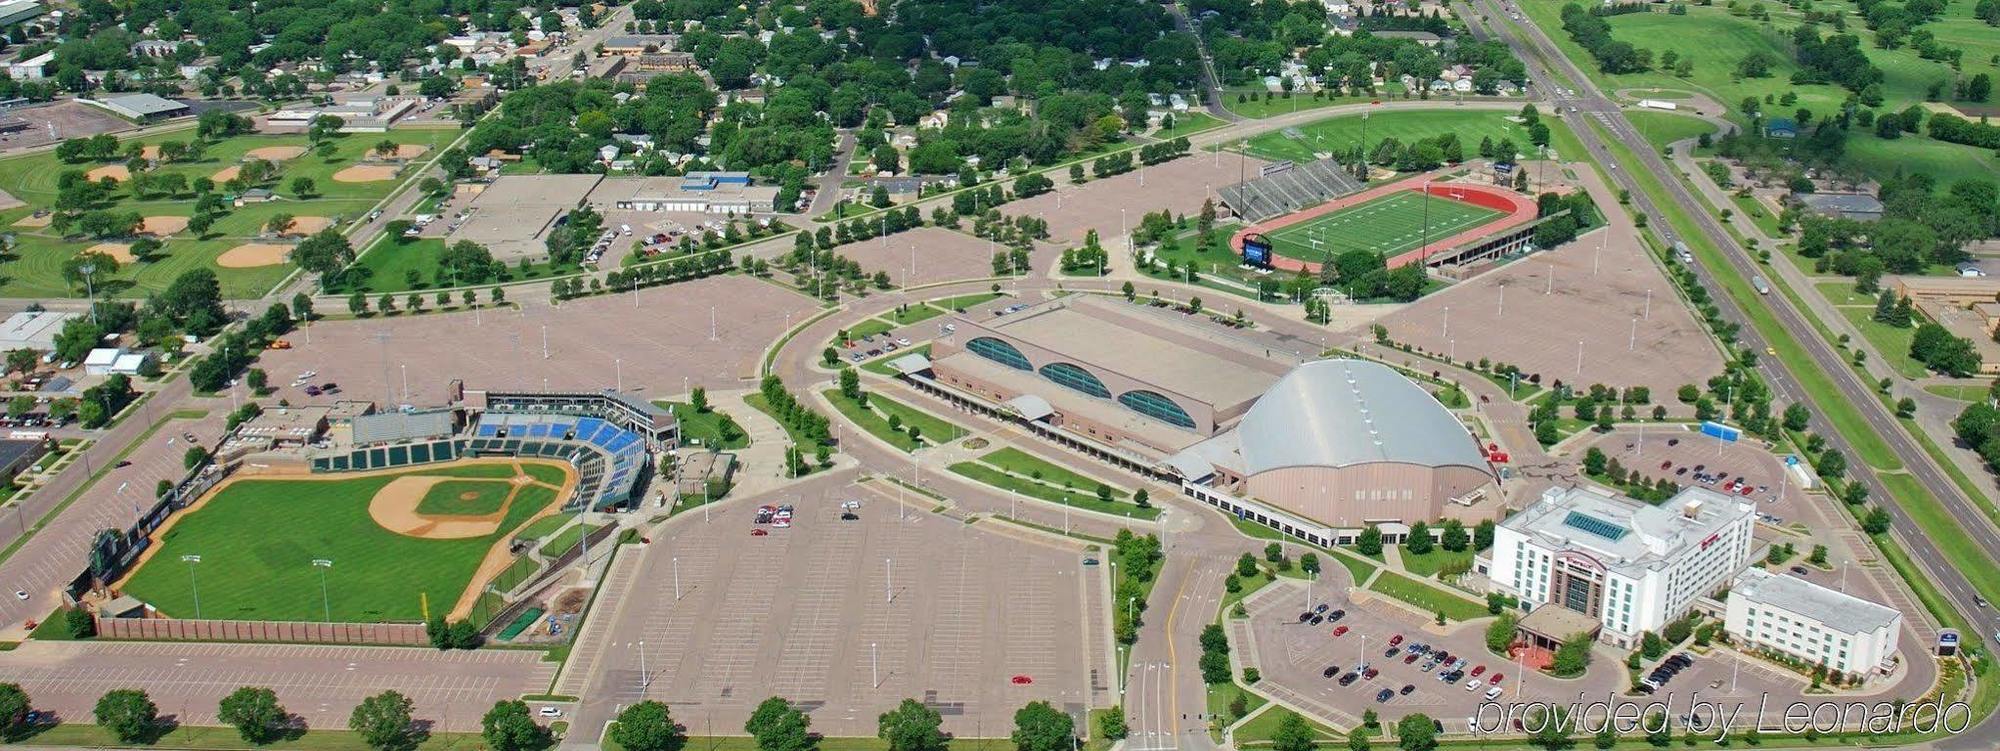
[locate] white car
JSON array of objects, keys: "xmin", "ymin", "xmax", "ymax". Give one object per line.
[
  {"xmin": 537, "ymin": 707, "xmax": 562, "ymax": 718},
  {"xmin": 895, "ymin": 338, "xmax": 912, "ymax": 347},
  {"xmin": 1464, "ymin": 679, "xmax": 1483, "ymax": 691},
  {"xmin": 13, "ymin": 590, "xmax": 26, "ymax": 600}
]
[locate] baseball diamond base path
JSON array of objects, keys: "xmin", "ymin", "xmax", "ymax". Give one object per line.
[
  {"xmin": 1231, "ymin": 172, "xmax": 1538, "ymax": 272},
  {"xmin": 369, "ymin": 475, "xmax": 527, "ymax": 539},
  {"xmin": 140, "ymin": 215, "xmax": 188, "ymax": 236},
  {"xmin": 217, "ymin": 242, "xmax": 291, "ymax": 268},
  {"xmin": 333, "ymin": 165, "xmax": 399, "ymax": 183},
  {"xmin": 84, "ymin": 242, "xmax": 135, "ymax": 263},
  {"xmin": 245, "ymin": 145, "xmax": 308, "ymax": 161}
]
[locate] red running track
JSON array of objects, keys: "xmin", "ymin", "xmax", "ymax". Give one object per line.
[{"xmin": 1229, "ymin": 172, "xmax": 1538, "ymax": 274}]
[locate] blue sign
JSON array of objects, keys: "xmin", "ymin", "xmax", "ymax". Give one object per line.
[
  {"xmin": 1700, "ymin": 421, "xmax": 1741, "ymax": 442},
  {"xmin": 1243, "ymin": 236, "xmax": 1273, "ymax": 267}
]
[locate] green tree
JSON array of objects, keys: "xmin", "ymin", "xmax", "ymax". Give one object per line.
[
  {"xmin": 481, "ymin": 700, "xmax": 549, "ymax": 751},
  {"xmin": 1099, "ymin": 706, "xmax": 1128, "ymax": 740},
  {"xmin": 1010, "ymin": 700, "xmax": 1074, "ymax": 751},
  {"xmin": 217, "ymin": 686, "xmax": 286, "ymax": 744},
  {"xmin": 1236, "ymin": 552, "xmax": 1258, "ymax": 578},
  {"xmin": 746, "ymin": 697, "xmax": 813, "ymax": 751},
  {"xmin": 1395, "ymin": 713, "xmax": 1437, "ymax": 751},
  {"xmin": 0, "ymin": 683, "xmax": 30, "ymax": 738},
  {"xmin": 1551, "ymin": 634, "xmax": 1593, "ymax": 677},
  {"xmin": 1348, "ymin": 727, "xmax": 1372, "ymax": 751},
  {"xmin": 612, "ymin": 701, "xmax": 684, "ymax": 751},
  {"xmin": 878, "ymin": 699, "xmax": 947, "ymax": 751},
  {"xmin": 95, "ymin": 689, "xmax": 159, "ymax": 743},
  {"xmin": 1271, "ymin": 710, "xmax": 1317, "ymax": 751},
  {"xmin": 1357, "ymin": 525, "xmax": 1383, "ymax": 555},
  {"xmin": 1485, "ymin": 613, "xmax": 1517, "ymax": 653},
  {"xmin": 1406, "ymin": 520, "xmax": 1433, "ymax": 554},
  {"xmin": 1301, "ymin": 552, "xmax": 1320, "ymax": 576},
  {"xmin": 349, "ymin": 690, "xmax": 416, "ymax": 751},
  {"xmin": 1531, "ymin": 706, "xmax": 1574, "ymax": 750}
]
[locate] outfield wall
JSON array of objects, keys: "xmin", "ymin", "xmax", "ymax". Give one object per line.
[
  {"xmin": 94, "ymin": 615, "xmax": 427, "ymax": 645},
  {"xmin": 1229, "ymin": 173, "xmax": 1538, "ymax": 273}
]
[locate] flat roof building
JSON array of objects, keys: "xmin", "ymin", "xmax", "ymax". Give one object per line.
[
  {"xmin": 1489, "ymin": 485, "xmax": 1758, "ymax": 649},
  {"xmin": 1792, "ymin": 191, "xmax": 1883, "ymax": 222},
  {"xmin": 588, "ymin": 174, "xmax": 779, "ymax": 216},
  {"xmin": 1725, "ymin": 568, "xmax": 1902, "ymax": 680},
  {"xmin": 90, "ymin": 93, "xmax": 188, "ymax": 121},
  {"xmin": 0, "ymin": 0, "xmax": 44, "ymax": 27},
  {"xmin": 446, "ymin": 175, "xmax": 604, "ymax": 261},
  {"xmin": 0, "ymin": 310, "xmax": 76, "ymax": 351}
]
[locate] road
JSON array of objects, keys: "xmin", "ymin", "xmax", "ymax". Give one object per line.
[{"xmin": 1456, "ymin": 3, "xmax": 2000, "ymax": 745}]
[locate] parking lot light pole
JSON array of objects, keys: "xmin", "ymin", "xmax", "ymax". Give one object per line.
[
  {"xmin": 885, "ymin": 558, "xmax": 893, "ymax": 603},
  {"xmin": 181, "ymin": 554, "xmax": 203, "ymax": 618},
  {"xmin": 640, "ymin": 640, "xmax": 649, "ymax": 688},
  {"xmin": 312, "ymin": 559, "xmax": 333, "ymax": 622},
  {"xmin": 672, "ymin": 556, "xmax": 681, "ymax": 601},
  {"xmin": 872, "ymin": 641, "xmax": 880, "ymax": 687}
]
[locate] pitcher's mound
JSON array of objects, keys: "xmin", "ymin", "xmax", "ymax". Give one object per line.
[
  {"xmin": 370, "ymin": 476, "xmax": 504, "ymax": 539},
  {"xmin": 217, "ymin": 243, "xmax": 290, "ymax": 268},
  {"xmin": 86, "ymin": 165, "xmax": 128, "ymax": 182},
  {"xmin": 333, "ymin": 165, "xmax": 398, "ymax": 183},
  {"xmin": 85, "ymin": 243, "xmax": 136, "ymax": 263},
  {"xmin": 211, "ymin": 166, "xmax": 240, "ymax": 182},
  {"xmin": 289, "ymin": 216, "xmax": 333, "ymax": 234},
  {"xmin": 141, "ymin": 215, "xmax": 188, "ymax": 236},
  {"xmin": 246, "ymin": 146, "xmax": 307, "ymax": 161}
]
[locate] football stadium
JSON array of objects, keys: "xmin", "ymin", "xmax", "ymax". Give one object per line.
[{"xmin": 1223, "ymin": 163, "xmax": 1542, "ymax": 275}]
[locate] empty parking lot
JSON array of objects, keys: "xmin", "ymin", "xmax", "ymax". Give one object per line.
[{"xmin": 592, "ymin": 487, "xmax": 1101, "ymax": 737}]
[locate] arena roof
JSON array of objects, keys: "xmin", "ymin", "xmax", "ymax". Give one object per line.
[
  {"xmin": 1236, "ymin": 359, "xmax": 1484, "ymax": 474},
  {"xmin": 986, "ymin": 296, "xmax": 1280, "ymax": 410}
]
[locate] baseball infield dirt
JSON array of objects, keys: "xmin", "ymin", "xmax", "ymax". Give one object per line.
[
  {"xmin": 141, "ymin": 215, "xmax": 188, "ymax": 236},
  {"xmin": 210, "ymin": 166, "xmax": 240, "ymax": 182},
  {"xmin": 217, "ymin": 243, "xmax": 291, "ymax": 268},
  {"xmin": 85, "ymin": 242, "xmax": 135, "ymax": 263},
  {"xmin": 85, "ymin": 165, "xmax": 128, "ymax": 182},
  {"xmin": 333, "ymin": 165, "xmax": 398, "ymax": 183},
  {"xmin": 245, "ymin": 146, "xmax": 307, "ymax": 161}
]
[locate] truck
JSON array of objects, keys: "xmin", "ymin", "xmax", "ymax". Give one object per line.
[
  {"xmin": 1752, "ymin": 275, "xmax": 1770, "ymax": 294},
  {"xmin": 1637, "ymin": 99, "xmax": 1679, "ymax": 111}
]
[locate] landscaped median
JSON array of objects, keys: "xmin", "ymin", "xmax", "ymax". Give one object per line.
[
  {"xmin": 944, "ymin": 448, "xmax": 1159, "ymax": 521},
  {"xmin": 1366, "ymin": 570, "xmax": 1488, "ymax": 623}
]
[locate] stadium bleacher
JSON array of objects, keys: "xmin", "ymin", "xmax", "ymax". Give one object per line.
[
  {"xmin": 1219, "ymin": 159, "xmax": 1366, "ymax": 223},
  {"xmin": 469, "ymin": 412, "xmax": 648, "ymax": 510}
]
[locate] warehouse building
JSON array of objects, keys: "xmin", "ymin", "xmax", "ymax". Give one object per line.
[
  {"xmin": 88, "ymin": 93, "xmax": 188, "ymax": 121},
  {"xmin": 1725, "ymin": 568, "xmax": 1902, "ymax": 681},
  {"xmin": 1486, "ymin": 485, "xmax": 1758, "ymax": 649},
  {"xmin": 589, "ymin": 173, "xmax": 778, "ymax": 215},
  {"xmin": 0, "ymin": 310, "xmax": 76, "ymax": 351}
]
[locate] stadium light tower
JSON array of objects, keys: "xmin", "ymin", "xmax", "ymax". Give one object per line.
[{"xmin": 312, "ymin": 559, "xmax": 333, "ymax": 622}]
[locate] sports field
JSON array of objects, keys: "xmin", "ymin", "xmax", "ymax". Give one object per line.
[
  {"xmin": 118, "ymin": 460, "xmax": 571, "ymax": 623},
  {"xmin": 1264, "ymin": 190, "xmax": 1505, "ymax": 262}
]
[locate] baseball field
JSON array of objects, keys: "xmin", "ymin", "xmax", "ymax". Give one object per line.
[
  {"xmin": 117, "ymin": 459, "xmax": 574, "ymax": 623},
  {"xmin": 1264, "ymin": 189, "xmax": 1505, "ymax": 262}
]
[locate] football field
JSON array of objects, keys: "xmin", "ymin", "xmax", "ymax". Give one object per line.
[{"xmin": 1265, "ymin": 190, "xmax": 1505, "ymax": 262}]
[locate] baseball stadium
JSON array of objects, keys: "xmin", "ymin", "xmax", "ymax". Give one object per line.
[
  {"xmin": 74, "ymin": 386, "xmax": 690, "ymax": 634},
  {"xmin": 1223, "ymin": 162, "xmax": 1541, "ymax": 274}
]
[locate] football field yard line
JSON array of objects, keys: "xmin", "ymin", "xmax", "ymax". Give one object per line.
[{"xmin": 1264, "ymin": 191, "xmax": 1505, "ymax": 261}]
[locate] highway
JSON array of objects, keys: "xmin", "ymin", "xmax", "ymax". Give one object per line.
[{"xmin": 1455, "ymin": 2, "xmax": 2000, "ymax": 743}]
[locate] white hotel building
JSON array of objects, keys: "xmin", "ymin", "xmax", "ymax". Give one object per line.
[
  {"xmin": 1488, "ymin": 486, "xmax": 1758, "ymax": 649},
  {"xmin": 1725, "ymin": 568, "xmax": 1901, "ymax": 679}
]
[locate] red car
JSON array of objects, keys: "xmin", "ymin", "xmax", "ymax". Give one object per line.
[
  {"xmin": 750, "ymin": 528, "xmax": 769, "ymax": 536},
  {"xmin": 1404, "ymin": 653, "xmax": 1419, "ymax": 664},
  {"xmin": 1332, "ymin": 625, "xmax": 1349, "ymax": 637},
  {"xmin": 1470, "ymin": 665, "xmax": 1486, "ymax": 677},
  {"xmin": 1388, "ymin": 634, "xmax": 1404, "ymax": 646},
  {"xmin": 1489, "ymin": 673, "xmax": 1505, "ymax": 685}
]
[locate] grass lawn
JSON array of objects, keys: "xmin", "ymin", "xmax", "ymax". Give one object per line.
[
  {"xmin": 1398, "ymin": 547, "xmax": 1474, "ymax": 579},
  {"xmin": 1239, "ymin": 109, "xmax": 1548, "ymax": 164},
  {"xmin": 0, "ymin": 129, "xmax": 451, "ymax": 299},
  {"xmin": 824, "ymin": 389, "xmax": 922, "ymax": 452},
  {"xmin": 946, "ymin": 461, "xmax": 1160, "ymax": 520},
  {"xmin": 882, "ymin": 304, "xmax": 945, "ymax": 326},
  {"xmin": 1154, "ymin": 112, "xmax": 1224, "ymax": 139},
  {"xmin": 1205, "ymin": 682, "xmax": 1269, "ymax": 726},
  {"xmin": 1265, "ymin": 190, "xmax": 1504, "ymax": 263},
  {"xmin": 1625, "ymin": 110, "xmax": 1720, "ymax": 152},
  {"xmin": 1220, "ymin": 90, "xmax": 1374, "ymax": 119},
  {"xmin": 511, "ymin": 514, "xmax": 573, "ymax": 544},
  {"xmin": 1924, "ymin": 383, "xmax": 1988, "ymax": 401},
  {"xmin": 1832, "ymin": 305, "xmax": 1925, "ymax": 380},
  {"xmin": 981, "ymin": 448, "xmax": 1126, "ymax": 496},
  {"xmin": 119, "ymin": 465, "xmax": 555, "ymax": 622},
  {"xmin": 522, "ymin": 462, "xmax": 570, "ymax": 486},
  {"xmin": 332, "ymin": 235, "xmax": 566, "ymax": 295},
  {"xmin": 413, "ymin": 479, "xmax": 515, "ymax": 516},
  {"xmin": 657, "ymin": 401, "xmax": 748, "ymax": 450},
  {"xmin": 867, "ymin": 391, "xmax": 967, "ymax": 442},
  {"xmin": 839, "ymin": 318, "xmax": 896, "ymax": 343},
  {"xmin": 743, "ymin": 393, "xmax": 826, "ymax": 449},
  {"xmin": 1232, "ymin": 707, "xmax": 1342, "ymax": 745},
  {"xmin": 538, "ymin": 522, "xmax": 605, "ymax": 558},
  {"xmin": 1367, "ymin": 570, "xmax": 1487, "ymax": 622},
  {"xmin": 929, "ymin": 291, "xmax": 1005, "ymax": 312}
]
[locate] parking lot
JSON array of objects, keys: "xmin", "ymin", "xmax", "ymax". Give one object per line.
[
  {"xmin": 1238, "ymin": 576, "xmax": 1625, "ymax": 733},
  {"xmin": 256, "ymin": 274, "xmax": 820, "ymax": 406},
  {"xmin": 1005, "ymin": 153, "xmax": 1264, "ymax": 247},
  {"xmin": 1577, "ymin": 426, "xmax": 1831, "ymax": 532},
  {"xmin": 594, "ymin": 484, "xmax": 1101, "ymax": 736},
  {"xmin": 835, "ymin": 227, "xmax": 1000, "ymax": 289},
  {"xmin": 0, "ymin": 640, "xmax": 555, "ymax": 732}
]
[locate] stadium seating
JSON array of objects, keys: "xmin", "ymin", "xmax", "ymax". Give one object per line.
[
  {"xmin": 468, "ymin": 412, "xmax": 649, "ymax": 510},
  {"xmin": 1220, "ymin": 159, "xmax": 1365, "ymax": 223}
]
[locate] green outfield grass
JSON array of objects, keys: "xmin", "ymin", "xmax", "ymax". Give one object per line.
[
  {"xmin": 0, "ymin": 129, "xmax": 451, "ymax": 298},
  {"xmin": 120, "ymin": 464, "xmax": 557, "ymax": 622},
  {"xmin": 1625, "ymin": 110, "xmax": 1721, "ymax": 151},
  {"xmin": 332, "ymin": 235, "xmax": 567, "ymax": 295},
  {"xmin": 1240, "ymin": 109, "xmax": 1548, "ymax": 164},
  {"xmin": 414, "ymin": 479, "xmax": 517, "ymax": 516},
  {"xmin": 1265, "ymin": 190, "xmax": 1504, "ymax": 262}
]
